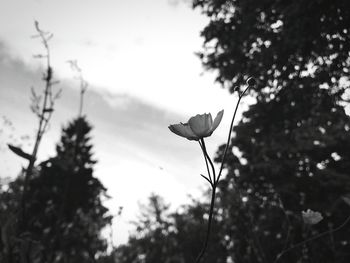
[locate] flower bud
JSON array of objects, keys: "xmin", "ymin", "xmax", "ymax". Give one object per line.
[{"xmin": 246, "ymin": 77, "xmax": 256, "ymax": 86}]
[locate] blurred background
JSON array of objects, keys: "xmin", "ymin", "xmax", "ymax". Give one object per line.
[{"xmin": 1, "ymin": 0, "xmax": 350, "ymax": 262}]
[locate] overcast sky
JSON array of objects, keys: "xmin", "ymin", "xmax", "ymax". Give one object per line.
[{"xmin": 0, "ymin": 0, "xmax": 250, "ymax": 245}]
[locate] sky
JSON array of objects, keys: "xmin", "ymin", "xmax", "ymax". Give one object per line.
[{"xmin": 0, "ymin": 0, "xmax": 251, "ymax": 245}]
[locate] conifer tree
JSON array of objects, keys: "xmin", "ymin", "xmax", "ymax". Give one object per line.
[{"xmin": 24, "ymin": 117, "xmax": 112, "ymax": 263}]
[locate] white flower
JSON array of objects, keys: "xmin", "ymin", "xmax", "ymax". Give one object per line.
[
  {"xmin": 302, "ymin": 209, "xmax": 323, "ymax": 225},
  {"xmin": 168, "ymin": 110, "xmax": 224, "ymax": 141}
]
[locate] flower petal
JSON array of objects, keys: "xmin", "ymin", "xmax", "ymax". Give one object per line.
[
  {"xmin": 168, "ymin": 123, "xmax": 198, "ymax": 140},
  {"xmin": 188, "ymin": 113, "xmax": 212, "ymax": 138},
  {"xmin": 210, "ymin": 110, "xmax": 224, "ymax": 133},
  {"xmin": 302, "ymin": 209, "xmax": 323, "ymax": 225}
]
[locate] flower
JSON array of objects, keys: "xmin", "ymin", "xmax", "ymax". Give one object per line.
[
  {"xmin": 302, "ymin": 209, "xmax": 323, "ymax": 225},
  {"xmin": 168, "ymin": 110, "xmax": 224, "ymax": 141}
]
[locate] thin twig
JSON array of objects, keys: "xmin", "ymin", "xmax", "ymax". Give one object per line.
[
  {"xmin": 67, "ymin": 60, "xmax": 88, "ymax": 117},
  {"xmin": 277, "ymin": 196, "xmax": 293, "ymax": 253},
  {"xmin": 273, "ymin": 215, "xmax": 350, "ymax": 263},
  {"xmin": 21, "ymin": 22, "xmax": 58, "ymax": 228}
]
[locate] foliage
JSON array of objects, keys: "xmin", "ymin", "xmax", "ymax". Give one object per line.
[
  {"xmin": 115, "ymin": 194, "xmax": 175, "ymax": 263},
  {"xmin": 115, "ymin": 193, "xmax": 229, "ymax": 263},
  {"xmin": 0, "ymin": 117, "xmax": 112, "ymax": 263},
  {"xmin": 193, "ymin": 0, "xmax": 350, "ymax": 98},
  {"xmin": 213, "ymin": 82, "xmax": 350, "ymax": 263},
  {"xmin": 192, "ymin": 0, "xmax": 350, "ymax": 262}
]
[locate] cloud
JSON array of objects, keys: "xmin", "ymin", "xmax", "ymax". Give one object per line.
[
  {"xmin": 0, "ymin": 45, "xmax": 204, "ymax": 188},
  {"xmin": 167, "ymin": 0, "xmax": 191, "ymax": 8},
  {"xmin": 0, "ymin": 41, "xmax": 216, "ymax": 245},
  {"xmin": 168, "ymin": 0, "xmax": 180, "ymax": 7}
]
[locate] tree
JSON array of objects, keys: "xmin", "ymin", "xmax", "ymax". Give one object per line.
[
  {"xmin": 0, "ymin": 178, "xmax": 23, "ymax": 263},
  {"xmin": 115, "ymin": 193, "xmax": 228, "ymax": 263},
  {"xmin": 213, "ymin": 90, "xmax": 350, "ymax": 262},
  {"xmin": 193, "ymin": 0, "xmax": 350, "ymax": 98},
  {"xmin": 2, "ymin": 117, "xmax": 113, "ymax": 263},
  {"xmin": 115, "ymin": 194, "xmax": 176, "ymax": 263},
  {"xmin": 193, "ymin": 0, "xmax": 350, "ymax": 262}
]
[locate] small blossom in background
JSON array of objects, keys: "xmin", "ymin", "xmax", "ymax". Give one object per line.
[
  {"xmin": 168, "ymin": 110, "xmax": 224, "ymax": 141},
  {"xmin": 342, "ymin": 195, "xmax": 350, "ymax": 207},
  {"xmin": 302, "ymin": 209, "xmax": 323, "ymax": 225}
]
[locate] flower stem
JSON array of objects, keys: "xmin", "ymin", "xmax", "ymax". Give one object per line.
[
  {"xmin": 195, "ymin": 81, "xmax": 253, "ymax": 263},
  {"xmin": 199, "ymin": 140, "xmax": 213, "ymax": 185},
  {"xmin": 200, "ymin": 139, "xmax": 216, "ymax": 183},
  {"xmin": 195, "ymin": 184, "xmax": 216, "ymax": 263},
  {"xmin": 217, "ymin": 84, "xmax": 251, "ymax": 182},
  {"xmin": 196, "ymin": 139, "xmax": 217, "ymax": 263}
]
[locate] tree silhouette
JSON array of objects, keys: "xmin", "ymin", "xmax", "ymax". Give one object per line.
[
  {"xmin": 213, "ymin": 87, "xmax": 350, "ymax": 262},
  {"xmin": 28, "ymin": 117, "xmax": 112, "ymax": 262},
  {"xmin": 115, "ymin": 193, "xmax": 229, "ymax": 263},
  {"xmin": 193, "ymin": 0, "xmax": 350, "ymax": 98},
  {"xmin": 192, "ymin": 0, "xmax": 350, "ymax": 262},
  {"xmin": 1, "ymin": 117, "xmax": 112, "ymax": 263},
  {"xmin": 115, "ymin": 194, "xmax": 175, "ymax": 263}
]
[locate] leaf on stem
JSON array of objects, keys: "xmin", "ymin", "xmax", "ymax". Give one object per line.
[{"xmin": 7, "ymin": 144, "xmax": 33, "ymax": 161}]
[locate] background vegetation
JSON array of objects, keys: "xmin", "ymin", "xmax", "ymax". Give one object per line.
[{"xmin": 1, "ymin": 0, "xmax": 350, "ymax": 262}]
